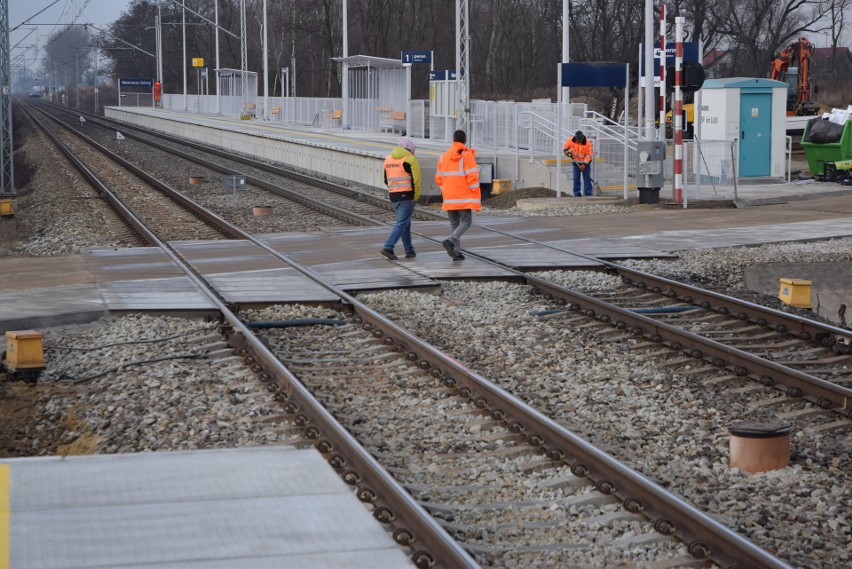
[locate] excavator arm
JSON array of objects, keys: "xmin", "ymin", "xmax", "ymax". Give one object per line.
[{"xmin": 770, "ymin": 37, "xmax": 818, "ymax": 116}]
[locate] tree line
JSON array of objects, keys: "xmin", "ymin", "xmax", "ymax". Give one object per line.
[{"xmin": 38, "ymin": 0, "xmax": 852, "ymax": 111}]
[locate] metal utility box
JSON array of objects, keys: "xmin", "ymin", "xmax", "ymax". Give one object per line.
[
  {"xmin": 698, "ymin": 77, "xmax": 788, "ymax": 179},
  {"xmin": 0, "ymin": 199, "xmax": 13, "ymax": 217},
  {"xmin": 4, "ymin": 330, "xmax": 45, "ymax": 370},
  {"xmin": 636, "ymin": 141, "xmax": 666, "ymax": 188},
  {"xmin": 491, "ymin": 180, "xmax": 513, "ymax": 195},
  {"xmin": 223, "ymin": 175, "xmax": 246, "ymax": 191},
  {"xmin": 778, "ymin": 278, "xmax": 812, "ymax": 308}
]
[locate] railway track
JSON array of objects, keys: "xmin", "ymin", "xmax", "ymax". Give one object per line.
[
  {"xmin": 21, "ymin": 103, "xmax": 242, "ymax": 244},
  {"xmin": 527, "ymin": 266, "xmax": 852, "ymax": 417},
  {"xmin": 33, "ymin": 100, "xmax": 446, "ymax": 228},
  {"xmin": 12, "ymin": 100, "xmax": 848, "ymax": 566},
  {"xmin": 252, "ymin": 304, "xmax": 702, "ymax": 567}
]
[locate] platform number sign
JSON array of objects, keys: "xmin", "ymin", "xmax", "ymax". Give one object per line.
[{"xmin": 401, "ymin": 51, "xmax": 432, "ymax": 66}]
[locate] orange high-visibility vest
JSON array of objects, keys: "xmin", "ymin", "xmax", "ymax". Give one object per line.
[
  {"xmin": 435, "ymin": 142, "xmax": 481, "ymax": 211},
  {"xmin": 383, "ymin": 155, "xmax": 413, "ymax": 194},
  {"xmin": 563, "ymin": 136, "xmax": 593, "ymax": 164}
]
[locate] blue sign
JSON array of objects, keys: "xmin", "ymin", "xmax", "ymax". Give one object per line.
[
  {"xmin": 402, "ymin": 50, "xmax": 432, "ymax": 65},
  {"xmin": 561, "ymin": 63, "xmax": 628, "ymax": 88},
  {"xmin": 430, "ymin": 70, "xmax": 459, "ymax": 81},
  {"xmin": 640, "ymin": 42, "xmax": 700, "ymax": 77},
  {"xmin": 119, "ymin": 78, "xmax": 153, "ymax": 88}
]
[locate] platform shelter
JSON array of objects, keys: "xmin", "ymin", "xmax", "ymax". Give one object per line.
[
  {"xmin": 333, "ymin": 55, "xmax": 409, "ymax": 134},
  {"xmin": 216, "ymin": 68, "xmax": 259, "ymax": 116}
]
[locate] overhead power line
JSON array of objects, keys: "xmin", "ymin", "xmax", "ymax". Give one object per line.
[{"xmin": 10, "ymin": 0, "xmax": 63, "ymax": 32}]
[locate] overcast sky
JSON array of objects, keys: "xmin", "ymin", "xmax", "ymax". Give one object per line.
[{"xmin": 11, "ymin": 0, "xmax": 134, "ymax": 70}]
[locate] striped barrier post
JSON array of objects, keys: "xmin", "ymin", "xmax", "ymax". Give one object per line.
[
  {"xmin": 674, "ymin": 16, "xmax": 685, "ymax": 205},
  {"xmin": 658, "ymin": 4, "xmax": 666, "ymax": 139}
]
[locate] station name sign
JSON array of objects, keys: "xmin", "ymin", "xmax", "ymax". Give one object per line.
[{"xmin": 119, "ymin": 78, "xmax": 153, "ymax": 88}]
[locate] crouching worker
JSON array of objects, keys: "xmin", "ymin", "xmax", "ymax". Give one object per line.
[{"xmin": 563, "ymin": 130, "xmax": 594, "ymax": 197}]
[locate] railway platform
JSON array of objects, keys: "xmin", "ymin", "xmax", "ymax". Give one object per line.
[
  {"xmin": 105, "ymin": 105, "xmax": 852, "ymax": 204},
  {"xmin": 0, "ymin": 447, "xmax": 414, "ymax": 568}
]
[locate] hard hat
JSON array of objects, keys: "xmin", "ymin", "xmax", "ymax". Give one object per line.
[{"xmin": 398, "ymin": 136, "xmax": 416, "ymax": 153}]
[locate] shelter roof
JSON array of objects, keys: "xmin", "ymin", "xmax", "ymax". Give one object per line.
[
  {"xmin": 331, "ymin": 55, "xmax": 403, "ymax": 69},
  {"xmin": 703, "ymin": 77, "xmax": 786, "ymax": 89}
]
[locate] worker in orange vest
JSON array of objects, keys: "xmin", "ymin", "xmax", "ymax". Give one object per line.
[
  {"xmin": 435, "ymin": 130, "xmax": 480, "ymax": 261},
  {"xmin": 381, "ymin": 136, "xmax": 421, "ymax": 260},
  {"xmin": 153, "ymin": 81, "xmax": 162, "ymax": 108},
  {"xmin": 563, "ymin": 130, "xmax": 594, "ymax": 196}
]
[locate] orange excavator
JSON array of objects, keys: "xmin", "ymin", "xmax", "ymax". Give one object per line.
[{"xmin": 770, "ymin": 36, "xmax": 820, "ymax": 116}]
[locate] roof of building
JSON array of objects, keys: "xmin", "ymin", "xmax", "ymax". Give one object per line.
[
  {"xmin": 702, "ymin": 77, "xmax": 787, "ymax": 89},
  {"xmin": 331, "ymin": 55, "xmax": 403, "ymax": 69}
]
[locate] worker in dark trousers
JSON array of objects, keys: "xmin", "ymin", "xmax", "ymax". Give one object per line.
[
  {"xmin": 563, "ymin": 130, "xmax": 594, "ymax": 196},
  {"xmin": 381, "ymin": 136, "xmax": 420, "ymax": 260},
  {"xmin": 435, "ymin": 130, "xmax": 480, "ymax": 261}
]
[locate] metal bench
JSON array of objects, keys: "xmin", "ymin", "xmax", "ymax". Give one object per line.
[
  {"xmin": 381, "ymin": 111, "xmax": 406, "ymax": 134},
  {"xmin": 323, "ymin": 109, "xmax": 343, "ymax": 127}
]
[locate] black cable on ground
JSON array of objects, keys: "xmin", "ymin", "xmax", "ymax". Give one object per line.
[
  {"xmin": 246, "ymin": 318, "xmax": 349, "ymax": 329},
  {"xmin": 45, "ymin": 326, "xmax": 215, "ymax": 352},
  {"xmin": 58, "ymin": 352, "xmax": 206, "ymax": 384}
]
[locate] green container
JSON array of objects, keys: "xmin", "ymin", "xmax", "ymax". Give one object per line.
[{"xmin": 801, "ymin": 119, "xmax": 852, "ymax": 175}]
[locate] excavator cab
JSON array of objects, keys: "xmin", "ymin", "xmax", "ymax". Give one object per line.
[{"xmin": 784, "ymin": 68, "xmax": 820, "ymax": 116}]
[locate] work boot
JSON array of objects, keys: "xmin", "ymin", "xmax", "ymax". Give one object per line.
[
  {"xmin": 442, "ymin": 239, "xmax": 456, "ymax": 259},
  {"xmin": 381, "ymin": 248, "xmax": 397, "ymax": 260},
  {"xmin": 452, "ymin": 252, "xmax": 465, "ymax": 261},
  {"xmin": 405, "ymin": 250, "xmax": 416, "ymax": 258}
]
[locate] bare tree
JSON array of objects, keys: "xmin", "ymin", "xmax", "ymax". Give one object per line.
[
  {"xmin": 825, "ymin": 0, "xmax": 851, "ymax": 76},
  {"xmin": 42, "ymin": 25, "xmax": 93, "ymax": 105},
  {"xmin": 709, "ymin": 0, "xmax": 828, "ymax": 77},
  {"xmin": 91, "ymin": 0, "xmax": 848, "ymax": 110}
]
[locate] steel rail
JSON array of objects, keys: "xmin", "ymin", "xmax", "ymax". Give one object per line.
[
  {"xmin": 25, "ymin": 103, "xmax": 246, "ymax": 242},
  {"xmin": 26, "ymin": 101, "xmax": 806, "ymax": 565},
  {"xmin": 20, "ymin": 106, "xmax": 159, "ymax": 247},
  {"xmin": 21, "ymin": 102, "xmax": 479, "ymax": 568},
  {"xmin": 41, "ymin": 101, "xmax": 446, "ymax": 223},
  {"xmin": 181, "ymin": 208, "xmax": 795, "ymax": 568},
  {"xmin": 347, "ymin": 297, "xmax": 793, "ymax": 569},
  {"xmin": 474, "ymin": 221, "xmax": 851, "ymax": 352},
  {"xmin": 611, "ymin": 265, "xmax": 852, "ymax": 352},
  {"xmin": 523, "ymin": 273, "xmax": 852, "ymax": 415},
  {"xmin": 464, "ymin": 223, "xmax": 852, "ymax": 411}
]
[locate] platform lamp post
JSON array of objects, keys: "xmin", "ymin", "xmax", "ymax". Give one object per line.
[
  {"xmin": 1, "ymin": 0, "xmax": 14, "ymax": 197},
  {"xmin": 262, "ymin": 0, "xmax": 268, "ymax": 119},
  {"xmin": 644, "ymin": 0, "xmax": 655, "ymax": 140},
  {"xmin": 163, "ymin": 0, "xmax": 238, "ymax": 115},
  {"xmin": 562, "ymin": 0, "xmax": 569, "ymax": 105},
  {"xmin": 182, "ymin": 0, "xmax": 187, "ymax": 110},
  {"xmin": 214, "ymin": 0, "xmax": 220, "ymax": 114},
  {"xmin": 94, "ymin": 51, "xmax": 99, "ymax": 115},
  {"xmin": 342, "ymin": 0, "xmax": 348, "ymax": 128}
]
